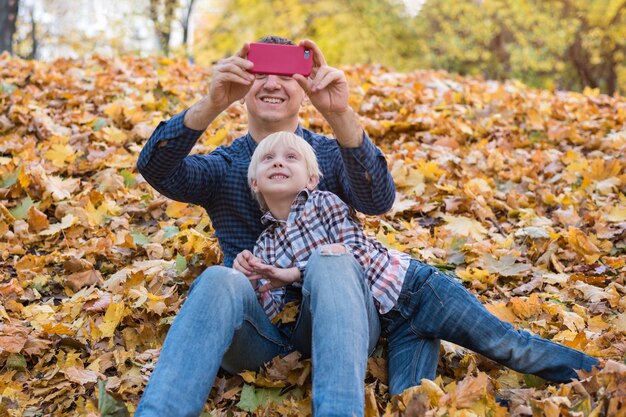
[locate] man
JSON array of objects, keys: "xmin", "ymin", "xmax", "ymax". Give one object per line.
[{"xmin": 134, "ymin": 36, "xmax": 399, "ymax": 417}]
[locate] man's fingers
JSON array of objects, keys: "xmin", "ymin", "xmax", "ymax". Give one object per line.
[
  {"xmin": 236, "ymin": 43, "xmax": 250, "ymax": 59},
  {"xmin": 298, "ymin": 39, "xmax": 327, "ymax": 67},
  {"xmin": 293, "ymin": 74, "xmax": 313, "ymax": 95},
  {"xmin": 216, "ymin": 61, "xmax": 254, "ymax": 79},
  {"xmin": 313, "ymin": 70, "xmax": 343, "ymax": 92}
]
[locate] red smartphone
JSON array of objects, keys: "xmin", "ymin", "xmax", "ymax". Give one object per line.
[{"xmin": 247, "ymin": 43, "xmax": 313, "ymax": 77}]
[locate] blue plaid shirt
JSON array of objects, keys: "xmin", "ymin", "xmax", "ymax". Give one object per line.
[{"xmin": 137, "ymin": 110, "xmax": 396, "ymax": 267}]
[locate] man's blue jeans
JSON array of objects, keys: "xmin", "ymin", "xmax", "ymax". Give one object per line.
[
  {"xmin": 134, "ymin": 248, "xmax": 380, "ymax": 417},
  {"xmin": 382, "ymin": 259, "xmax": 599, "ymax": 396}
]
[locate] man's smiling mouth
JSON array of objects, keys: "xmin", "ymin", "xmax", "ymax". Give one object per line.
[{"xmin": 261, "ymin": 97, "xmax": 285, "ymax": 104}]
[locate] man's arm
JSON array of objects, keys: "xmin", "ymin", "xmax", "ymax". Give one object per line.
[
  {"xmin": 137, "ymin": 44, "xmax": 255, "ymax": 204},
  {"xmin": 294, "ymin": 40, "xmax": 395, "ymax": 214}
]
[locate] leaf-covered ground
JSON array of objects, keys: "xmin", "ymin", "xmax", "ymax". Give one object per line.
[{"xmin": 0, "ymin": 53, "xmax": 625, "ymax": 416}]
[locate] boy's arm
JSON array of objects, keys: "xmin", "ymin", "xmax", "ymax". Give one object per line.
[{"xmin": 137, "ymin": 110, "xmax": 229, "ymax": 205}]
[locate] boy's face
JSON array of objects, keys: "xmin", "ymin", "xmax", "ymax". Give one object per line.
[{"xmin": 251, "ymin": 142, "xmax": 318, "ymax": 203}]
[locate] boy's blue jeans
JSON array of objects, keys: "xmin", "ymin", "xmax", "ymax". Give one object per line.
[
  {"xmin": 382, "ymin": 259, "xmax": 599, "ymax": 396},
  {"xmin": 134, "ymin": 248, "xmax": 381, "ymax": 417}
]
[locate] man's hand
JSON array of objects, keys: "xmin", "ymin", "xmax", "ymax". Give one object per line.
[
  {"xmin": 293, "ymin": 39, "xmax": 363, "ymax": 148},
  {"xmin": 184, "ymin": 44, "xmax": 255, "ymax": 131},
  {"xmin": 293, "ymin": 39, "xmax": 349, "ymax": 118},
  {"xmin": 247, "ymin": 258, "xmax": 301, "ymax": 292},
  {"xmin": 208, "ymin": 44, "xmax": 256, "ymax": 112}
]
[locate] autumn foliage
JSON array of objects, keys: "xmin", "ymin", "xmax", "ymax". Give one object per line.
[{"xmin": 0, "ymin": 53, "xmax": 625, "ymax": 416}]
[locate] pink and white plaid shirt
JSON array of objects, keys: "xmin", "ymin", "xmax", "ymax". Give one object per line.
[{"xmin": 253, "ymin": 189, "xmax": 411, "ymax": 320}]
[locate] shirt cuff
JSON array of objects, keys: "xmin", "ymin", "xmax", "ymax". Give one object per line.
[
  {"xmin": 339, "ymin": 131, "xmax": 384, "ymax": 173},
  {"xmin": 156, "ymin": 109, "xmax": 205, "ymax": 144}
]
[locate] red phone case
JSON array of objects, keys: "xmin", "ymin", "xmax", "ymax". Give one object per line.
[{"xmin": 247, "ymin": 43, "xmax": 313, "ymax": 77}]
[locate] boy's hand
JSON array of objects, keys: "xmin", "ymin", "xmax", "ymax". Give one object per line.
[
  {"xmin": 233, "ymin": 250, "xmax": 264, "ymax": 279},
  {"xmin": 247, "ymin": 259, "xmax": 301, "ymax": 292}
]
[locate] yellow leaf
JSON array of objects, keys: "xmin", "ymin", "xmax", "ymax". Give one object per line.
[
  {"xmin": 605, "ymin": 207, "xmax": 626, "ymax": 222},
  {"xmin": 485, "ymin": 302, "xmax": 517, "ymax": 324},
  {"xmin": 166, "ymin": 201, "xmax": 190, "ymax": 218},
  {"xmin": 98, "ymin": 302, "xmax": 125, "ymax": 338},
  {"xmin": 45, "ymin": 143, "xmax": 76, "ymax": 168},
  {"xmin": 204, "ymin": 128, "xmax": 228, "ymax": 147},
  {"xmin": 39, "ymin": 214, "xmax": 77, "ymax": 236},
  {"xmin": 102, "ymin": 126, "xmax": 128, "ymax": 144},
  {"xmin": 417, "ymin": 160, "xmax": 445, "ymax": 181},
  {"xmin": 442, "ymin": 215, "xmax": 487, "ymax": 239}
]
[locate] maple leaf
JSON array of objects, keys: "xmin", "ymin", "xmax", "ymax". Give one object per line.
[
  {"xmin": 45, "ymin": 143, "xmax": 77, "ymax": 168},
  {"xmin": 442, "ymin": 214, "xmax": 487, "ymax": 239},
  {"xmin": 484, "ymin": 254, "xmax": 532, "ymax": 277},
  {"xmin": 42, "ymin": 175, "xmax": 80, "ymax": 201}
]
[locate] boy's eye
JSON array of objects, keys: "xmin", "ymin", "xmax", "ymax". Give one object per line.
[
  {"xmin": 287, "ymin": 154, "xmax": 297, "ymax": 159},
  {"xmin": 263, "ymin": 154, "xmax": 273, "ymax": 160},
  {"xmin": 255, "ymin": 74, "xmax": 268, "ymax": 80}
]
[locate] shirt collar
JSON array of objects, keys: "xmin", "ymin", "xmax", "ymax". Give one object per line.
[{"xmin": 260, "ymin": 188, "xmax": 313, "ymax": 226}]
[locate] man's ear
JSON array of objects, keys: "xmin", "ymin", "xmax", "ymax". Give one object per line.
[{"xmin": 307, "ymin": 175, "xmax": 319, "ymax": 190}]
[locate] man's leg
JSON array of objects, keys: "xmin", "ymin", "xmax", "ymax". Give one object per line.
[
  {"xmin": 395, "ymin": 261, "xmax": 598, "ymax": 384},
  {"xmin": 135, "ymin": 266, "xmax": 287, "ymax": 417},
  {"xmin": 291, "ymin": 245, "xmax": 381, "ymax": 417}
]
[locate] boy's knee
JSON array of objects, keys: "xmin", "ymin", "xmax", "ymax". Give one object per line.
[
  {"xmin": 319, "ymin": 243, "xmax": 347, "ymax": 255},
  {"xmin": 190, "ymin": 266, "xmax": 250, "ymax": 297}
]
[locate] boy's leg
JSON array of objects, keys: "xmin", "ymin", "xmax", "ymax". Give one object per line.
[
  {"xmin": 382, "ymin": 308, "xmax": 440, "ymax": 396},
  {"xmin": 135, "ymin": 266, "xmax": 287, "ymax": 417},
  {"xmin": 291, "ymin": 245, "xmax": 380, "ymax": 417},
  {"xmin": 394, "ymin": 261, "xmax": 598, "ymax": 384}
]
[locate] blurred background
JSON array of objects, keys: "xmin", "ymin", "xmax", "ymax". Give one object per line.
[{"xmin": 1, "ymin": 0, "xmax": 626, "ymax": 95}]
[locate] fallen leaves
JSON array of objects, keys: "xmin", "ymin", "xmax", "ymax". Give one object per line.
[{"xmin": 0, "ymin": 53, "xmax": 625, "ymax": 416}]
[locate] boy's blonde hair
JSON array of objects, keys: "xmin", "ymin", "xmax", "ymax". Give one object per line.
[{"xmin": 248, "ymin": 131, "xmax": 321, "ymax": 209}]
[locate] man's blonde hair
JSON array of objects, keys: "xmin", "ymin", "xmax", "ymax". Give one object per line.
[{"xmin": 248, "ymin": 131, "xmax": 321, "ymax": 209}]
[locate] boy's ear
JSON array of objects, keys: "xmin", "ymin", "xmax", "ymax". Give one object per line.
[
  {"xmin": 250, "ymin": 179, "xmax": 258, "ymax": 192},
  {"xmin": 306, "ymin": 175, "xmax": 319, "ymax": 190}
]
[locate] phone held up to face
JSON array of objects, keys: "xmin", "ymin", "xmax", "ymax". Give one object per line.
[{"xmin": 247, "ymin": 43, "xmax": 313, "ymax": 77}]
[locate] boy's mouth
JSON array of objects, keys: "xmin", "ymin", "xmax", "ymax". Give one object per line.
[{"xmin": 269, "ymin": 173, "xmax": 288, "ymax": 179}]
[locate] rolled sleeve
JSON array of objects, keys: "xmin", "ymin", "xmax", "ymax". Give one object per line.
[
  {"xmin": 137, "ymin": 110, "xmax": 205, "ymax": 180},
  {"xmin": 338, "ymin": 131, "xmax": 396, "ymax": 214}
]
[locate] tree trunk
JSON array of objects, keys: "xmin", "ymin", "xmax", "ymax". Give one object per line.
[
  {"xmin": 149, "ymin": 0, "xmax": 178, "ymax": 56},
  {"xmin": 0, "ymin": 0, "xmax": 20, "ymax": 54},
  {"xmin": 181, "ymin": 0, "xmax": 195, "ymax": 48}
]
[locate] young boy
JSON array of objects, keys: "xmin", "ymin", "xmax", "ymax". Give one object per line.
[{"xmin": 245, "ymin": 131, "xmax": 599, "ymax": 396}]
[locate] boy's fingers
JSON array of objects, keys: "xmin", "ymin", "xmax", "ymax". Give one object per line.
[{"xmin": 258, "ymin": 283, "xmax": 273, "ymax": 292}]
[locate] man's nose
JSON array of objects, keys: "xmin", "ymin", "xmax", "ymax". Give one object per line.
[{"xmin": 263, "ymin": 75, "xmax": 281, "ymax": 89}]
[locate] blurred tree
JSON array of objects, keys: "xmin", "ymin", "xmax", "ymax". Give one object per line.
[
  {"xmin": 415, "ymin": 0, "xmax": 626, "ymax": 94},
  {"xmin": 192, "ymin": 0, "xmax": 419, "ymax": 70},
  {"xmin": 0, "ymin": 0, "xmax": 20, "ymax": 54},
  {"xmin": 149, "ymin": 0, "xmax": 178, "ymax": 55},
  {"xmin": 180, "ymin": 0, "xmax": 196, "ymax": 55}
]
